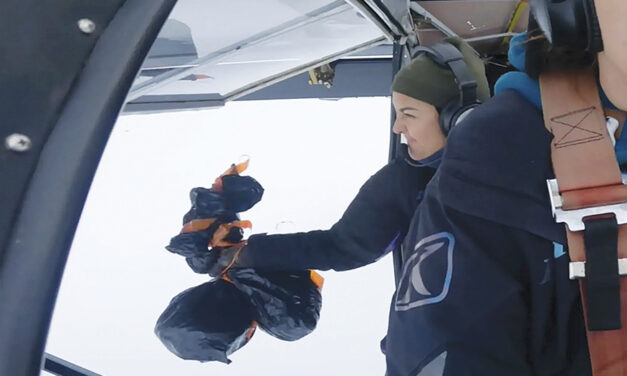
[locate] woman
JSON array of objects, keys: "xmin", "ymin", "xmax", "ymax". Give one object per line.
[
  {"xmin": 385, "ymin": 1, "xmax": 627, "ymax": 375},
  {"xmin": 204, "ymin": 37, "xmax": 490, "ymax": 275}
]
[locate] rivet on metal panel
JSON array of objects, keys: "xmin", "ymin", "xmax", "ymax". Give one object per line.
[
  {"xmin": 5, "ymin": 134, "xmax": 32, "ymax": 152},
  {"xmin": 77, "ymin": 18, "xmax": 96, "ymax": 34}
]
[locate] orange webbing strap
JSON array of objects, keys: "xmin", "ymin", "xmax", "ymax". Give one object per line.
[
  {"xmin": 309, "ymin": 270, "xmax": 324, "ymax": 290},
  {"xmin": 540, "ymin": 70, "xmax": 627, "ymax": 375},
  {"xmin": 210, "ymin": 221, "xmax": 252, "ymax": 247},
  {"xmin": 212, "ymin": 159, "xmax": 250, "ymax": 192},
  {"xmin": 180, "ymin": 219, "xmax": 252, "ymax": 247},
  {"xmin": 180, "ymin": 218, "xmax": 217, "ymax": 233},
  {"xmin": 220, "ymin": 241, "xmax": 247, "ymax": 275}
]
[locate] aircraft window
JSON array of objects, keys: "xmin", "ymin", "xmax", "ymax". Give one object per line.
[
  {"xmin": 45, "ymin": 97, "xmax": 395, "ymax": 375},
  {"xmin": 129, "ymin": 0, "xmax": 384, "ymax": 101}
]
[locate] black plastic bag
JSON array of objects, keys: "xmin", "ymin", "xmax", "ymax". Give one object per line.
[
  {"xmin": 182, "ymin": 176, "xmax": 262, "ymax": 223},
  {"xmin": 220, "ymin": 175, "xmax": 264, "ymax": 212},
  {"xmin": 183, "ymin": 188, "xmax": 226, "ymax": 223},
  {"xmin": 155, "ymin": 279, "xmax": 256, "ymax": 364},
  {"xmin": 166, "ymin": 227, "xmax": 215, "ymax": 258},
  {"xmin": 169, "ymin": 175, "xmax": 259, "ymax": 263},
  {"xmin": 166, "ymin": 216, "xmax": 242, "ymax": 259},
  {"xmin": 227, "ymin": 268, "xmax": 322, "ymax": 341},
  {"xmin": 185, "ymin": 253, "xmax": 220, "ymax": 274}
]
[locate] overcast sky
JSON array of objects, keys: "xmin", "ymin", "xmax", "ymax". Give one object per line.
[{"xmin": 45, "ymin": 96, "xmax": 398, "ymax": 375}]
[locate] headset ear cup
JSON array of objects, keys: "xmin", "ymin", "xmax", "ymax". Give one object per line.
[
  {"xmin": 454, "ymin": 104, "xmax": 479, "ymax": 126},
  {"xmin": 438, "ymin": 100, "xmax": 459, "ymax": 136},
  {"xmin": 529, "ymin": 0, "xmax": 553, "ymax": 44},
  {"xmin": 525, "ymin": 14, "xmax": 550, "ymax": 79},
  {"xmin": 583, "ymin": 0, "xmax": 603, "ymax": 52},
  {"xmin": 439, "ymin": 101, "xmax": 478, "ymax": 136}
]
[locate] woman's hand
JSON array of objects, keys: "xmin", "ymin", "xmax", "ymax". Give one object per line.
[{"xmin": 207, "ymin": 243, "xmax": 247, "ymax": 277}]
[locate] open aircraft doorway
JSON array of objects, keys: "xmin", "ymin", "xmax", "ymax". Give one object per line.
[{"xmin": 0, "ymin": 1, "xmax": 528, "ymax": 375}]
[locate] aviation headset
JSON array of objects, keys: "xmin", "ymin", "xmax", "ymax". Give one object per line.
[
  {"xmin": 526, "ymin": 0, "xmax": 603, "ymax": 77},
  {"xmin": 411, "ymin": 42, "xmax": 479, "ymax": 136}
]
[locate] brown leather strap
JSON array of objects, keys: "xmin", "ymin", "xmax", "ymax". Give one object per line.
[
  {"xmin": 562, "ymin": 185, "xmax": 627, "ymax": 210},
  {"xmin": 540, "ymin": 70, "xmax": 627, "ymax": 375},
  {"xmin": 540, "ymin": 70, "xmax": 622, "ymax": 192}
]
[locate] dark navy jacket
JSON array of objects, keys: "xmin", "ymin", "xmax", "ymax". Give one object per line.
[
  {"xmin": 383, "ymin": 90, "xmax": 591, "ymax": 376},
  {"xmin": 239, "ymin": 147, "xmax": 437, "ymax": 271}
]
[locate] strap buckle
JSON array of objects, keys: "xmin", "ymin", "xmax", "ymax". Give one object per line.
[
  {"xmin": 547, "ymin": 179, "xmax": 627, "ymax": 284},
  {"xmin": 570, "ymin": 258, "xmax": 627, "ymax": 280},
  {"xmin": 547, "ymin": 179, "xmax": 627, "ymax": 231}
]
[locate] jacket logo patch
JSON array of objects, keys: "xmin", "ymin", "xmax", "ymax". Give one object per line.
[
  {"xmin": 395, "ymin": 232, "xmax": 455, "ymax": 311},
  {"xmin": 553, "ymin": 242, "xmax": 566, "ymax": 259},
  {"xmin": 416, "ymin": 351, "xmax": 447, "ymax": 376}
]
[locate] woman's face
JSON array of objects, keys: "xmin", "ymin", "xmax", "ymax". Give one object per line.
[
  {"xmin": 392, "ymin": 92, "xmax": 446, "ymax": 160},
  {"xmin": 595, "ymin": 0, "xmax": 627, "ymax": 110}
]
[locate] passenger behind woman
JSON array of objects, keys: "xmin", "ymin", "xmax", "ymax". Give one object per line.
[{"xmin": 386, "ymin": 0, "xmax": 627, "ymax": 375}]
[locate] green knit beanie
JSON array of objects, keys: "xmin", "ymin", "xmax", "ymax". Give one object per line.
[{"xmin": 391, "ymin": 37, "xmax": 490, "ymax": 109}]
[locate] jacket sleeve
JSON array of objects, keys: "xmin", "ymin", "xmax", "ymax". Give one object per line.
[{"xmin": 238, "ymin": 162, "xmax": 423, "ymax": 271}]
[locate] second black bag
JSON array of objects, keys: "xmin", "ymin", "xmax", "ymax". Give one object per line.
[{"xmin": 227, "ymin": 268, "xmax": 322, "ymax": 341}]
